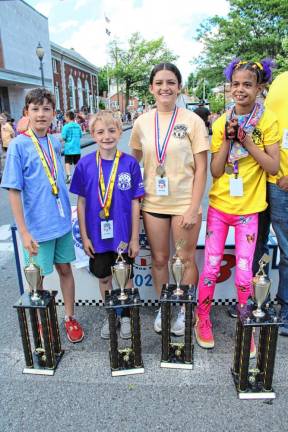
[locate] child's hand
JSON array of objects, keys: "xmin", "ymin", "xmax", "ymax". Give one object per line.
[
  {"xmin": 277, "ymin": 176, "xmax": 288, "ymax": 191},
  {"xmin": 225, "ymin": 119, "xmax": 238, "ymax": 140},
  {"xmin": 22, "ymin": 232, "xmax": 38, "ymax": 256},
  {"xmin": 83, "ymin": 238, "xmax": 95, "ymax": 258},
  {"xmin": 178, "ymin": 209, "xmax": 198, "ymax": 230},
  {"xmin": 128, "ymin": 239, "xmax": 139, "ymax": 258}
]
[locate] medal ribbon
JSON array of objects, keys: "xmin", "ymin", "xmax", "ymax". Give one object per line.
[
  {"xmin": 154, "ymin": 107, "xmax": 178, "ymax": 166},
  {"xmin": 26, "ymin": 129, "xmax": 58, "ymax": 195},
  {"xmin": 96, "ymin": 150, "xmax": 121, "ymax": 219}
]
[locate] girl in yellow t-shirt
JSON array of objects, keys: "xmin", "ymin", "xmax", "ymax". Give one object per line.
[
  {"xmin": 195, "ymin": 59, "xmax": 280, "ymax": 354},
  {"xmin": 130, "ymin": 63, "xmax": 209, "ymax": 335}
]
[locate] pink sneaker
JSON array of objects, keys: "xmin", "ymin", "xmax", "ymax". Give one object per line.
[
  {"xmin": 194, "ymin": 312, "xmax": 214, "ymax": 349},
  {"xmin": 250, "ymin": 333, "xmax": 256, "ymax": 359}
]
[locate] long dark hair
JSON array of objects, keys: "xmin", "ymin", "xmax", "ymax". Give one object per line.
[{"xmin": 149, "ymin": 63, "xmax": 182, "ymax": 85}]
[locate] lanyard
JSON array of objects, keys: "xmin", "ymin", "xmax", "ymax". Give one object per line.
[
  {"xmin": 96, "ymin": 150, "xmax": 121, "ymax": 219},
  {"xmin": 154, "ymin": 107, "xmax": 178, "ymax": 166},
  {"xmin": 26, "ymin": 129, "xmax": 59, "ymax": 196}
]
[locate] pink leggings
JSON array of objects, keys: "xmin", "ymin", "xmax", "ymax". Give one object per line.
[{"xmin": 197, "ymin": 206, "xmax": 258, "ymax": 318}]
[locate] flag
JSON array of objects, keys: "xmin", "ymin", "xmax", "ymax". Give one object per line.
[
  {"xmin": 105, "ymin": 15, "xmax": 110, "ymax": 23},
  {"xmin": 105, "ymin": 28, "xmax": 111, "ymax": 36}
]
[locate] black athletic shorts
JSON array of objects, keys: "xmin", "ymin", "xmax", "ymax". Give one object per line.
[
  {"xmin": 65, "ymin": 154, "xmax": 81, "ymax": 165},
  {"xmin": 145, "ymin": 211, "xmax": 172, "ymax": 219},
  {"xmin": 89, "ymin": 251, "xmax": 134, "ymax": 279}
]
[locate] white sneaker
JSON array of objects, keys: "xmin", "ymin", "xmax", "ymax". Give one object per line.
[
  {"xmin": 171, "ymin": 309, "xmax": 185, "ymax": 336},
  {"xmin": 154, "ymin": 308, "xmax": 162, "ymax": 333},
  {"xmin": 120, "ymin": 317, "xmax": 131, "ymax": 339}
]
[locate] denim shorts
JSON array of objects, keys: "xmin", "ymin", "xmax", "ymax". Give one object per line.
[{"xmin": 23, "ymin": 231, "xmax": 76, "ymax": 275}]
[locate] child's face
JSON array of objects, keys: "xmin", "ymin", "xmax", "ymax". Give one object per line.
[
  {"xmin": 149, "ymin": 69, "xmax": 181, "ymax": 110},
  {"xmin": 230, "ymin": 69, "xmax": 262, "ymax": 113},
  {"xmin": 92, "ymin": 119, "xmax": 121, "ymax": 153},
  {"xmin": 27, "ymin": 98, "xmax": 55, "ymax": 135},
  {"xmin": 0, "ymin": 116, "xmax": 7, "ymax": 125}
]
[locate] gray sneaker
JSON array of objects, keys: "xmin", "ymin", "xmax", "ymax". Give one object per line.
[
  {"xmin": 100, "ymin": 317, "xmax": 110, "ymax": 339},
  {"xmin": 120, "ymin": 317, "xmax": 131, "ymax": 339}
]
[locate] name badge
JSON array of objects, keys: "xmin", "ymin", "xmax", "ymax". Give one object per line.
[
  {"xmin": 101, "ymin": 220, "xmax": 114, "ymax": 239},
  {"xmin": 229, "ymin": 177, "xmax": 243, "ymax": 197},
  {"xmin": 155, "ymin": 176, "xmax": 169, "ymax": 196},
  {"xmin": 56, "ymin": 197, "xmax": 65, "ymax": 218},
  {"xmin": 282, "ymin": 129, "xmax": 288, "ymax": 149}
]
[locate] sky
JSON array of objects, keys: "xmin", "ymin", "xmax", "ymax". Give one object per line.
[{"xmin": 26, "ymin": 0, "xmax": 230, "ymax": 82}]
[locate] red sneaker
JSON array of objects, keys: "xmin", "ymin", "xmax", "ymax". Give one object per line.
[
  {"xmin": 64, "ymin": 317, "xmax": 84, "ymax": 343},
  {"xmin": 194, "ymin": 311, "xmax": 215, "ymax": 348},
  {"xmin": 250, "ymin": 333, "xmax": 256, "ymax": 359}
]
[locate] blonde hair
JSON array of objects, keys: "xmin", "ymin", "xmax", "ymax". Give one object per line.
[{"xmin": 89, "ymin": 110, "xmax": 122, "ymax": 135}]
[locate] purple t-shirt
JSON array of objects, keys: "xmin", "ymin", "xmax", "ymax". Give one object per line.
[{"xmin": 70, "ymin": 151, "xmax": 144, "ymax": 253}]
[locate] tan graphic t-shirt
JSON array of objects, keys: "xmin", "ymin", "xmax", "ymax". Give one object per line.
[{"xmin": 129, "ymin": 107, "xmax": 209, "ymax": 214}]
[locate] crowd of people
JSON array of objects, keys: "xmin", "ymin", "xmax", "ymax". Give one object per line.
[{"xmin": 0, "ymin": 60, "xmax": 287, "ymax": 352}]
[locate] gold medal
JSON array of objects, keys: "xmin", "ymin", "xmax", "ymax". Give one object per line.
[
  {"xmin": 225, "ymin": 164, "xmax": 234, "ymax": 175},
  {"xmin": 99, "ymin": 209, "xmax": 106, "ymax": 219},
  {"xmin": 52, "ymin": 185, "xmax": 59, "ymax": 196},
  {"xmin": 156, "ymin": 165, "xmax": 166, "ymax": 177}
]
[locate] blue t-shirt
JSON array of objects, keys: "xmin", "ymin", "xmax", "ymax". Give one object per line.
[
  {"xmin": 70, "ymin": 151, "xmax": 144, "ymax": 253},
  {"xmin": 61, "ymin": 122, "xmax": 82, "ymax": 155},
  {"xmin": 1, "ymin": 133, "xmax": 72, "ymax": 242}
]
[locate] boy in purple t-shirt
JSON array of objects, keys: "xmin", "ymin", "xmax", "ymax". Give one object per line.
[{"xmin": 70, "ymin": 110, "xmax": 144, "ymax": 339}]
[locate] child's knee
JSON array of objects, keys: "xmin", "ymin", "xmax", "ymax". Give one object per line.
[{"xmin": 55, "ymin": 263, "xmax": 72, "ymax": 277}]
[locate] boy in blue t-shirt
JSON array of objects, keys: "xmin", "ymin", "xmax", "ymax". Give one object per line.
[
  {"xmin": 1, "ymin": 88, "xmax": 84, "ymax": 343},
  {"xmin": 61, "ymin": 110, "xmax": 82, "ymax": 184},
  {"xmin": 70, "ymin": 110, "xmax": 144, "ymax": 339}
]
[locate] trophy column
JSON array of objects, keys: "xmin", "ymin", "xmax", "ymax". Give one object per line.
[
  {"xmin": 160, "ymin": 284, "xmax": 196, "ymax": 369},
  {"xmin": 14, "ymin": 291, "xmax": 64, "ymax": 375}
]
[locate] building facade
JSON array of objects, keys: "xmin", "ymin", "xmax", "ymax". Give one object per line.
[
  {"xmin": 0, "ymin": 0, "xmax": 53, "ymax": 120},
  {"xmin": 51, "ymin": 42, "xmax": 99, "ymax": 113}
]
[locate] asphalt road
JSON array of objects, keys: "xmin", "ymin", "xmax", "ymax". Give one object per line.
[{"xmin": 0, "ymin": 129, "xmax": 287, "ymax": 432}]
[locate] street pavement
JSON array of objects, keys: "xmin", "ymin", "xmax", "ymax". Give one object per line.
[{"xmin": 0, "ymin": 129, "xmax": 288, "ymax": 432}]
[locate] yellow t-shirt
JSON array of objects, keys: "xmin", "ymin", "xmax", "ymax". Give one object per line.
[
  {"xmin": 209, "ymin": 109, "xmax": 280, "ymax": 215},
  {"xmin": 265, "ymin": 72, "xmax": 288, "ymax": 183},
  {"xmin": 129, "ymin": 107, "xmax": 210, "ymax": 214}
]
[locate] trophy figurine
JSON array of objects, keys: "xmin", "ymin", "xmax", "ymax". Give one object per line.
[
  {"xmin": 111, "ymin": 242, "xmax": 131, "ymax": 301},
  {"xmin": 160, "ymin": 239, "xmax": 196, "ymax": 369},
  {"xmin": 252, "ymin": 254, "xmax": 271, "ymax": 318},
  {"xmin": 24, "ymin": 258, "xmax": 43, "ymax": 302},
  {"xmin": 231, "ymin": 254, "xmax": 282, "ymax": 399},
  {"xmin": 105, "ymin": 241, "xmax": 144, "ymax": 376}
]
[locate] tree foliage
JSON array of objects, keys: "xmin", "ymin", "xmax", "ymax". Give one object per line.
[
  {"xmin": 195, "ymin": 0, "xmax": 288, "ymax": 86},
  {"xmin": 108, "ymin": 33, "xmax": 177, "ymax": 109}
]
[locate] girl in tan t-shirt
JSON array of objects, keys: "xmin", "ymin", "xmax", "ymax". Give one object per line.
[{"xmin": 130, "ymin": 63, "xmax": 209, "ymax": 335}]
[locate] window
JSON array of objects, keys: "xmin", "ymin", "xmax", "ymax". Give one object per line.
[
  {"xmin": 77, "ymin": 77, "xmax": 84, "ymax": 109},
  {"xmin": 85, "ymin": 80, "xmax": 90, "ymax": 107},
  {"xmin": 68, "ymin": 75, "xmax": 76, "ymax": 110},
  {"xmin": 54, "ymin": 85, "xmax": 60, "ymax": 110},
  {"xmin": 52, "ymin": 59, "xmax": 58, "ymax": 73}
]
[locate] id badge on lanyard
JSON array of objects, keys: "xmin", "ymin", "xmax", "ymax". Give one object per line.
[
  {"xmin": 101, "ymin": 220, "xmax": 114, "ymax": 239},
  {"xmin": 229, "ymin": 177, "xmax": 243, "ymax": 196},
  {"xmin": 282, "ymin": 129, "xmax": 288, "ymax": 149},
  {"xmin": 155, "ymin": 176, "xmax": 169, "ymax": 196}
]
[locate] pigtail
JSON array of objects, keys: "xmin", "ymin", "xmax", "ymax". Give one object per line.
[
  {"xmin": 224, "ymin": 58, "xmax": 240, "ymax": 82},
  {"xmin": 260, "ymin": 58, "xmax": 275, "ymax": 84}
]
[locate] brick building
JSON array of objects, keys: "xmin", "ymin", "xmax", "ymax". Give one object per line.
[{"xmin": 51, "ymin": 42, "xmax": 99, "ymax": 113}]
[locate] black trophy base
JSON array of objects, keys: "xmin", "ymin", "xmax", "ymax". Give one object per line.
[
  {"xmin": 23, "ymin": 349, "xmax": 64, "ymax": 376},
  {"xmin": 161, "ymin": 343, "xmax": 193, "ymax": 369},
  {"xmin": 231, "ymin": 370, "xmax": 275, "ymax": 399},
  {"xmin": 110, "ymin": 350, "xmax": 144, "ymax": 377}
]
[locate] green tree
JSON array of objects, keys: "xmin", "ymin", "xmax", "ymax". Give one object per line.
[
  {"xmin": 98, "ymin": 68, "xmax": 109, "ymax": 96},
  {"xmin": 195, "ymin": 0, "xmax": 288, "ymax": 85},
  {"xmin": 276, "ymin": 37, "xmax": 288, "ymax": 73},
  {"xmin": 108, "ymin": 33, "xmax": 177, "ymax": 109}
]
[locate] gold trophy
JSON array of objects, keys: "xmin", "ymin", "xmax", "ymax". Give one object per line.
[
  {"xmin": 252, "ymin": 254, "xmax": 271, "ymax": 318},
  {"xmin": 111, "ymin": 242, "xmax": 131, "ymax": 301},
  {"xmin": 24, "ymin": 258, "xmax": 43, "ymax": 302},
  {"xmin": 170, "ymin": 239, "xmax": 186, "ymax": 296}
]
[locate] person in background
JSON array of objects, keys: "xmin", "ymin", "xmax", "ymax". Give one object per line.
[{"xmin": 61, "ymin": 110, "xmax": 82, "ymax": 184}]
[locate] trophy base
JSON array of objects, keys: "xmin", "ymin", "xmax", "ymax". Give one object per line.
[
  {"xmin": 161, "ymin": 362, "xmax": 193, "ymax": 370},
  {"xmin": 22, "ymin": 350, "xmax": 64, "ymax": 376},
  {"xmin": 111, "ymin": 367, "xmax": 144, "ymax": 377},
  {"xmin": 232, "ymin": 370, "xmax": 276, "ymax": 400}
]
